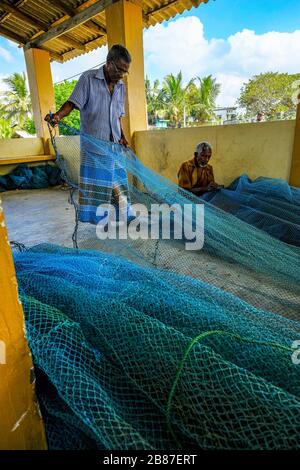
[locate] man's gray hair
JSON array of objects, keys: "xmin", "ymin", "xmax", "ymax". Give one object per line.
[
  {"xmin": 107, "ymin": 44, "xmax": 131, "ymax": 63},
  {"xmin": 195, "ymin": 141, "xmax": 212, "ymax": 155}
]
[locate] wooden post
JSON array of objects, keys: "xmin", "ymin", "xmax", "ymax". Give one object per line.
[
  {"xmin": 24, "ymin": 48, "xmax": 56, "ymax": 140},
  {"xmin": 0, "ymin": 200, "xmax": 47, "ymax": 449},
  {"xmin": 105, "ymin": 0, "xmax": 148, "ymax": 145}
]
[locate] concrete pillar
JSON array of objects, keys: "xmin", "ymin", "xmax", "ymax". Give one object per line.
[
  {"xmin": 24, "ymin": 48, "xmax": 56, "ymax": 140},
  {"xmin": 290, "ymin": 97, "xmax": 300, "ymax": 187},
  {"xmin": 0, "ymin": 201, "xmax": 47, "ymax": 449},
  {"xmin": 105, "ymin": 0, "xmax": 148, "ymax": 145}
]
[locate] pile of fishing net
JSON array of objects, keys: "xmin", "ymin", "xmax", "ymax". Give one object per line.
[
  {"xmin": 203, "ymin": 174, "xmax": 300, "ymax": 246},
  {"xmin": 0, "ymin": 163, "xmax": 61, "ymax": 192},
  {"xmin": 15, "ymin": 244, "xmax": 300, "ymax": 450},
  {"xmin": 13, "ymin": 127, "xmax": 300, "ymax": 449}
]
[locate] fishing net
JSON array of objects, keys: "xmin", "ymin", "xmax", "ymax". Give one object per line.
[
  {"xmin": 203, "ymin": 174, "xmax": 300, "ymax": 246},
  {"xmin": 0, "ymin": 163, "xmax": 62, "ymax": 192},
  {"xmin": 12, "ymin": 123, "xmax": 300, "ymax": 449}
]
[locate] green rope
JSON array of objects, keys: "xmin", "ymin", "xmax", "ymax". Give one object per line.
[{"xmin": 166, "ymin": 329, "xmax": 293, "ymax": 448}]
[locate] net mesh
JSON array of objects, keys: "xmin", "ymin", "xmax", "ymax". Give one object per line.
[
  {"xmin": 12, "ymin": 125, "xmax": 300, "ymax": 449},
  {"xmin": 203, "ymin": 174, "xmax": 300, "ymax": 246}
]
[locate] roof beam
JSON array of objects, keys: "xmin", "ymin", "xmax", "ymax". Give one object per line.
[
  {"xmin": 47, "ymin": 0, "xmax": 76, "ymax": 18},
  {"xmin": 0, "ymin": 0, "xmax": 106, "ymax": 55},
  {"xmin": 40, "ymin": 46, "xmax": 64, "ymax": 63},
  {"xmin": 60, "ymin": 34, "xmax": 106, "ymax": 62},
  {"xmin": 43, "ymin": 0, "xmax": 106, "ymax": 35},
  {"xmin": 57, "ymin": 35, "xmax": 86, "ymax": 51},
  {"xmin": 84, "ymin": 20, "xmax": 106, "ymax": 35},
  {"xmin": 145, "ymin": 0, "xmax": 184, "ymax": 17},
  {"xmin": 0, "ymin": 0, "xmax": 47, "ymax": 31},
  {"xmin": 0, "ymin": 1, "xmax": 33, "ymax": 27},
  {"xmin": 25, "ymin": 0, "xmax": 113, "ymax": 49},
  {"xmin": 0, "ymin": 24, "xmax": 25, "ymax": 44}
]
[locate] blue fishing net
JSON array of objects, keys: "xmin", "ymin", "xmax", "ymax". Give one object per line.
[
  {"xmin": 202, "ymin": 175, "xmax": 300, "ymax": 246},
  {"xmin": 13, "ymin": 125, "xmax": 300, "ymax": 449},
  {"xmin": 0, "ymin": 163, "xmax": 61, "ymax": 192},
  {"xmin": 15, "ymin": 244, "xmax": 300, "ymax": 450}
]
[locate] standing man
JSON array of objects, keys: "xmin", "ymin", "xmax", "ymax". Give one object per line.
[
  {"xmin": 45, "ymin": 44, "xmax": 132, "ymax": 224},
  {"xmin": 45, "ymin": 44, "xmax": 130, "ymax": 145}
]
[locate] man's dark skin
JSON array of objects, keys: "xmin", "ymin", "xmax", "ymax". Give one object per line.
[
  {"xmin": 189, "ymin": 147, "xmax": 219, "ymax": 196},
  {"xmin": 45, "ymin": 57, "xmax": 130, "ymax": 147}
]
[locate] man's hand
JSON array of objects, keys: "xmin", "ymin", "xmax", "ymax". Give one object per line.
[
  {"xmin": 119, "ymin": 135, "xmax": 129, "ymax": 148},
  {"xmin": 44, "ymin": 102, "xmax": 74, "ymax": 127},
  {"xmin": 207, "ymin": 181, "xmax": 219, "ymax": 191},
  {"xmin": 44, "ymin": 112, "xmax": 60, "ymax": 127}
]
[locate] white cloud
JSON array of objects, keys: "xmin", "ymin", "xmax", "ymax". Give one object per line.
[
  {"xmin": 214, "ymin": 73, "xmax": 248, "ymax": 107},
  {"xmin": 143, "ymin": 17, "xmax": 300, "ymax": 106},
  {"xmin": 38, "ymin": 16, "xmax": 300, "ymax": 107},
  {"xmin": 0, "ymin": 74, "xmax": 9, "ymax": 94},
  {"xmin": 0, "ymin": 45, "xmax": 13, "ymax": 62}
]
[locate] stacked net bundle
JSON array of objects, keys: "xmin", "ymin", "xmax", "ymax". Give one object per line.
[
  {"xmin": 12, "ymin": 125, "xmax": 300, "ymax": 449},
  {"xmin": 15, "ymin": 244, "xmax": 300, "ymax": 450},
  {"xmin": 202, "ymin": 174, "xmax": 300, "ymax": 246},
  {"xmin": 0, "ymin": 164, "xmax": 62, "ymax": 192}
]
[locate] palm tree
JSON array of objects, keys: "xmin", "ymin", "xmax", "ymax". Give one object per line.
[
  {"xmin": 162, "ymin": 72, "xmax": 194, "ymax": 127},
  {"xmin": 189, "ymin": 75, "xmax": 221, "ymax": 123},
  {"xmin": 145, "ymin": 77, "xmax": 166, "ymax": 125},
  {"xmin": 0, "ymin": 106, "xmax": 13, "ymax": 139},
  {"xmin": 2, "ymin": 72, "xmax": 32, "ymax": 128}
]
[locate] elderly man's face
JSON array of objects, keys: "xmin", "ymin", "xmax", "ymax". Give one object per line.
[
  {"xmin": 107, "ymin": 58, "xmax": 130, "ymax": 83},
  {"xmin": 195, "ymin": 148, "xmax": 212, "ymax": 167}
]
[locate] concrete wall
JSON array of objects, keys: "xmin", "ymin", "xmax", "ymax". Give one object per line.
[
  {"xmin": 0, "ymin": 120, "xmax": 297, "ymax": 186},
  {"xmin": 134, "ymin": 120, "xmax": 296, "ymax": 186},
  {"xmin": 0, "ymin": 137, "xmax": 53, "ymax": 175}
]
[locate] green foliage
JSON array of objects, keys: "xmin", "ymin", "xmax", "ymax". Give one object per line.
[
  {"xmin": 0, "ymin": 117, "xmax": 13, "ymax": 139},
  {"xmin": 161, "ymin": 72, "xmax": 194, "ymax": 127},
  {"xmin": 2, "ymin": 69, "xmax": 298, "ymax": 135},
  {"xmin": 188, "ymin": 75, "xmax": 221, "ymax": 123},
  {"xmin": 2, "ymin": 72, "xmax": 32, "ymax": 128},
  {"xmin": 54, "ymin": 80, "xmax": 80, "ymax": 135},
  {"xmin": 238, "ymin": 72, "xmax": 300, "ymax": 118},
  {"xmin": 145, "ymin": 77, "xmax": 166, "ymax": 125},
  {"xmin": 145, "ymin": 72, "xmax": 221, "ymax": 127},
  {"xmin": 0, "ymin": 107, "xmax": 13, "ymax": 139},
  {"xmin": 23, "ymin": 117, "xmax": 36, "ymax": 135}
]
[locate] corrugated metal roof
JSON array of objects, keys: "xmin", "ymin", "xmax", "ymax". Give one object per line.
[{"xmin": 0, "ymin": 0, "xmax": 209, "ymax": 62}]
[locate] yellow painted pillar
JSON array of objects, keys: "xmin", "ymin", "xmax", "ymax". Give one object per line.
[
  {"xmin": 0, "ymin": 200, "xmax": 47, "ymax": 450},
  {"xmin": 105, "ymin": 0, "xmax": 148, "ymax": 145},
  {"xmin": 290, "ymin": 98, "xmax": 300, "ymax": 187},
  {"xmin": 24, "ymin": 48, "xmax": 56, "ymax": 140}
]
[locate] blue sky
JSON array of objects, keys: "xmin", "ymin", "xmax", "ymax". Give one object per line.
[
  {"xmin": 1, "ymin": 0, "xmax": 300, "ymax": 106},
  {"xmin": 182, "ymin": 0, "xmax": 300, "ymax": 38}
]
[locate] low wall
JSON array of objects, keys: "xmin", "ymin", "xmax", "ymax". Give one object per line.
[
  {"xmin": 1, "ymin": 121, "xmax": 296, "ymax": 186},
  {"xmin": 0, "ymin": 137, "xmax": 52, "ymax": 175},
  {"xmin": 134, "ymin": 120, "xmax": 296, "ymax": 187}
]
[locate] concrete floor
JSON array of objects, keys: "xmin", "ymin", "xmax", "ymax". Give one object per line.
[
  {"xmin": 2, "ymin": 186, "xmax": 75, "ymax": 248},
  {"xmin": 2, "ymin": 186, "xmax": 300, "ymax": 322}
]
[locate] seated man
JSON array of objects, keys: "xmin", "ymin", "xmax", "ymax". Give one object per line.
[{"xmin": 178, "ymin": 141, "xmax": 222, "ymax": 196}]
